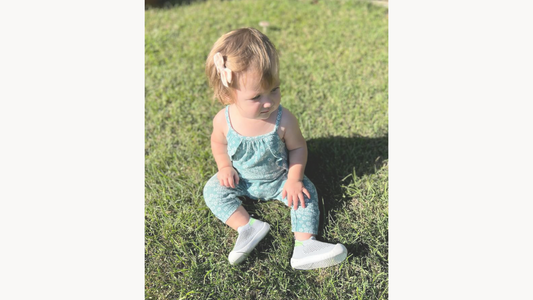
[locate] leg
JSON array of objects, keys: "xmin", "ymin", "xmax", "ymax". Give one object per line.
[
  {"xmin": 203, "ymin": 174, "xmax": 270, "ymax": 265},
  {"xmin": 273, "ymin": 176, "xmax": 318, "ymax": 238},
  {"xmin": 275, "ymin": 176, "xmax": 347, "ymax": 270},
  {"xmin": 294, "ymin": 232, "xmax": 313, "ymax": 241},
  {"xmin": 225, "ymin": 205, "xmax": 250, "ymax": 230},
  {"xmin": 281, "ymin": 176, "xmax": 320, "ymax": 237},
  {"xmin": 203, "ymin": 174, "xmax": 246, "ymax": 229}
]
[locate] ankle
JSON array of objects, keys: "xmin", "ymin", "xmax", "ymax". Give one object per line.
[
  {"xmin": 294, "ymin": 232, "xmax": 314, "ymax": 241},
  {"xmin": 225, "ymin": 206, "xmax": 251, "ymax": 230}
]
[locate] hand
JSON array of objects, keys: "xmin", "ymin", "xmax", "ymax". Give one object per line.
[
  {"xmin": 282, "ymin": 179, "xmax": 311, "ymax": 210},
  {"xmin": 217, "ymin": 166, "xmax": 240, "ymax": 188}
]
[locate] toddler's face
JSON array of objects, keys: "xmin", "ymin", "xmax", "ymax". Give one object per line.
[{"xmin": 233, "ymin": 71, "xmax": 281, "ymax": 120}]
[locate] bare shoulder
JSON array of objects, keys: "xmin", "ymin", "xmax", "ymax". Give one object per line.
[
  {"xmin": 279, "ymin": 107, "xmax": 299, "ymax": 132},
  {"xmin": 213, "ymin": 107, "xmax": 227, "ymax": 129},
  {"xmin": 279, "ymin": 106, "xmax": 303, "ymax": 142},
  {"xmin": 279, "ymin": 106, "xmax": 305, "ymax": 150},
  {"xmin": 212, "ymin": 107, "xmax": 228, "ymax": 136}
]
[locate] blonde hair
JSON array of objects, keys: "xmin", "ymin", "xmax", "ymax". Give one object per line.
[{"xmin": 205, "ymin": 27, "xmax": 280, "ymax": 104}]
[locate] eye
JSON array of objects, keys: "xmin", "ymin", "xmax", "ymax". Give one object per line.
[
  {"xmin": 251, "ymin": 94, "xmax": 261, "ymax": 100},
  {"xmin": 271, "ymin": 87, "xmax": 280, "ymax": 93}
]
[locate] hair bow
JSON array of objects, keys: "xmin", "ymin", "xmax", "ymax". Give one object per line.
[{"xmin": 213, "ymin": 52, "xmax": 232, "ymax": 87}]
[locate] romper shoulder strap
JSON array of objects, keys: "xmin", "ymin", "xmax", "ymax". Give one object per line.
[
  {"xmin": 274, "ymin": 105, "xmax": 283, "ymax": 130},
  {"xmin": 224, "ymin": 105, "xmax": 237, "ymax": 135},
  {"xmin": 224, "ymin": 105, "xmax": 231, "ymax": 127}
]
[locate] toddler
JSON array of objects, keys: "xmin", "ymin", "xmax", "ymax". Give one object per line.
[{"xmin": 203, "ymin": 27, "xmax": 347, "ymax": 270}]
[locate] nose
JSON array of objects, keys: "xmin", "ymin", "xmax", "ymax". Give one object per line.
[{"xmin": 263, "ymin": 98, "xmax": 272, "ymax": 108}]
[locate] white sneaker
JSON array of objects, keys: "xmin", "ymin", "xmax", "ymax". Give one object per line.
[
  {"xmin": 228, "ymin": 218, "xmax": 270, "ymax": 265},
  {"xmin": 290, "ymin": 236, "xmax": 348, "ymax": 270}
]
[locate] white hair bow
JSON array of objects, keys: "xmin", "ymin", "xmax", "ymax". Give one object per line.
[{"xmin": 213, "ymin": 52, "xmax": 232, "ymax": 87}]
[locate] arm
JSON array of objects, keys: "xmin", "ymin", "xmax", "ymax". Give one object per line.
[
  {"xmin": 281, "ymin": 109, "xmax": 311, "ymax": 210},
  {"xmin": 211, "ymin": 110, "xmax": 240, "ymax": 188}
]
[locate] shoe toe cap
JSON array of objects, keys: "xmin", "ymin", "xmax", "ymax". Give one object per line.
[
  {"xmin": 333, "ymin": 244, "xmax": 348, "ymax": 258},
  {"xmin": 228, "ymin": 251, "xmax": 247, "ymax": 265}
]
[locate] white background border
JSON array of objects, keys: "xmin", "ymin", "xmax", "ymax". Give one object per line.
[
  {"xmin": 1, "ymin": 1, "xmax": 144, "ymax": 299},
  {"xmin": 390, "ymin": 1, "xmax": 533, "ymax": 299},
  {"xmin": 1, "ymin": 0, "xmax": 532, "ymax": 299}
]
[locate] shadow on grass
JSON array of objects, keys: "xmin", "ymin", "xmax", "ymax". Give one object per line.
[
  {"xmin": 305, "ymin": 135, "xmax": 388, "ymax": 234},
  {"xmin": 306, "ymin": 135, "xmax": 388, "ymax": 261},
  {"xmin": 145, "ymin": 0, "xmax": 206, "ymax": 9}
]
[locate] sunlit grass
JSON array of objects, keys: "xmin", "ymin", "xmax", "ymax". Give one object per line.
[{"xmin": 146, "ymin": 0, "xmax": 388, "ymax": 298}]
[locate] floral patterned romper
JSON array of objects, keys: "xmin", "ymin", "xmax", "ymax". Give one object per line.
[{"xmin": 203, "ymin": 105, "xmax": 320, "ymax": 234}]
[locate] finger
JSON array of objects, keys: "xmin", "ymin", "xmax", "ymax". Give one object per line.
[
  {"xmin": 282, "ymin": 190, "xmax": 287, "ymax": 200},
  {"xmin": 303, "ymin": 188, "xmax": 311, "ymax": 200},
  {"xmin": 228, "ymin": 176, "xmax": 235, "ymax": 188},
  {"xmin": 298, "ymin": 192, "xmax": 306, "ymax": 209},
  {"xmin": 234, "ymin": 173, "xmax": 240, "ymax": 186},
  {"xmin": 287, "ymin": 195, "xmax": 292, "ymax": 208},
  {"xmin": 223, "ymin": 178, "xmax": 229, "ymax": 188},
  {"xmin": 293, "ymin": 196, "xmax": 298, "ymax": 210}
]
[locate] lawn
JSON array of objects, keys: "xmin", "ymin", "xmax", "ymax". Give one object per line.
[{"xmin": 145, "ymin": 0, "xmax": 388, "ymax": 299}]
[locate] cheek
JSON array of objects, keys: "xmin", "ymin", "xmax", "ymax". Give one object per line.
[
  {"xmin": 247, "ymin": 101, "xmax": 261, "ymax": 112},
  {"xmin": 273, "ymin": 93, "xmax": 281, "ymax": 104}
]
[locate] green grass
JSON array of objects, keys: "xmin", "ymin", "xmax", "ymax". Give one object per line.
[{"xmin": 145, "ymin": 0, "xmax": 388, "ymax": 299}]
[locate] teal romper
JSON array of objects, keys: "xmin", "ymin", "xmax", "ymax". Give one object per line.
[{"xmin": 203, "ymin": 105, "xmax": 319, "ymax": 234}]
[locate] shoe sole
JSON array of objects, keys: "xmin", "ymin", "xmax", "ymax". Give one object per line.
[
  {"xmin": 228, "ymin": 222, "xmax": 270, "ymax": 265},
  {"xmin": 290, "ymin": 244, "xmax": 348, "ymax": 270}
]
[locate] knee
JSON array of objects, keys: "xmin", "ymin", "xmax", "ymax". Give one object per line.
[
  {"xmin": 203, "ymin": 175, "xmax": 220, "ymax": 206},
  {"xmin": 203, "ymin": 174, "xmax": 243, "ymax": 209},
  {"xmin": 303, "ymin": 177, "xmax": 318, "ymax": 198}
]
